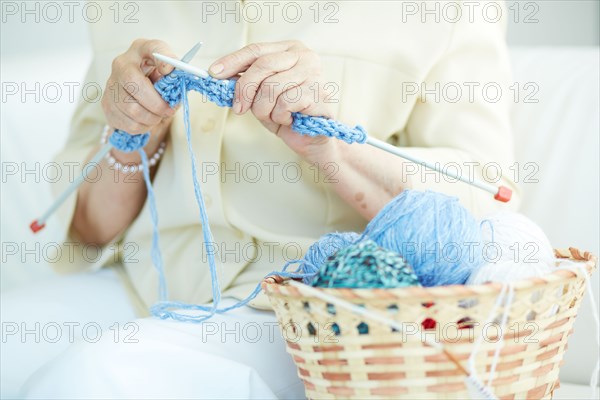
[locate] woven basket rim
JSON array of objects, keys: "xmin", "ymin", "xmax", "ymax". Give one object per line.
[{"xmin": 263, "ymin": 247, "xmax": 597, "ymax": 300}]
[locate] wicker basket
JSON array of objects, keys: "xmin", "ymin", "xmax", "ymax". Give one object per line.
[{"xmin": 263, "ymin": 248, "xmax": 597, "ymax": 400}]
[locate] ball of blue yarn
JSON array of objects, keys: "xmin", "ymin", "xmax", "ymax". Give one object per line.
[
  {"xmin": 363, "ymin": 190, "xmax": 483, "ymax": 287},
  {"xmin": 312, "ymin": 239, "xmax": 421, "ymax": 289},
  {"xmin": 299, "ymin": 232, "xmax": 360, "ymax": 285}
]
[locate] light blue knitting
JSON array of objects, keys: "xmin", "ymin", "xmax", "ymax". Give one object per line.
[
  {"xmin": 155, "ymin": 70, "xmax": 368, "ymax": 144},
  {"xmin": 108, "ymin": 70, "xmax": 367, "ymax": 323}
]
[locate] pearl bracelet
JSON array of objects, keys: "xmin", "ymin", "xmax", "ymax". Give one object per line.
[{"xmin": 100, "ymin": 125, "xmax": 166, "ymax": 173}]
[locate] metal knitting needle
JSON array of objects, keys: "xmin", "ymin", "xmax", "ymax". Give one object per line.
[
  {"xmin": 181, "ymin": 42, "xmax": 203, "ymax": 63},
  {"xmin": 151, "ymin": 53, "xmax": 512, "ymax": 203},
  {"xmin": 153, "ymin": 53, "xmax": 210, "ymax": 78},
  {"xmin": 364, "ymin": 137, "xmax": 510, "ymax": 200},
  {"xmin": 30, "ymin": 43, "xmax": 204, "ymax": 233},
  {"xmin": 30, "ymin": 142, "xmax": 113, "ymax": 232}
]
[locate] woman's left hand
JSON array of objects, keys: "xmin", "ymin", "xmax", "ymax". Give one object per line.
[{"xmin": 209, "ymin": 41, "xmax": 338, "ymax": 162}]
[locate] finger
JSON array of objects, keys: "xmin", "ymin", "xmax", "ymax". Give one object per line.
[
  {"xmin": 106, "ymin": 104, "xmax": 153, "ymax": 134},
  {"xmin": 147, "ymin": 68, "xmax": 164, "ymax": 83},
  {"xmin": 135, "ymin": 39, "xmax": 179, "ymax": 76},
  {"xmin": 250, "ymin": 68, "xmax": 307, "ymax": 122},
  {"xmin": 271, "ymin": 82, "xmax": 333, "ymax": 126},
  {"xmin": 233, "ymin": 51, "xmax": 301, "ymax": 114},
  {"xmin": 209, "ymin": 40, "xmax": 302, "ymax": 78},
  {"xmin": 118, "ymin": 64, "xmax": 174, "ymax": 118},
  {"xmin": 271, "ymin": 84, "xmax": 318, "ymax": 126},
  {"xmin": 117, "ymin": 86, "xmax": 163, "ymax": 127}
]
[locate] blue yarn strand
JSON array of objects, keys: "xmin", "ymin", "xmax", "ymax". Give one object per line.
[
  {"xmin": 105, "ymin": 71, "xmax": 371, "ymax": 323},
  {"xmin": 146, "ymin": 72, "xmax": 369, "ymax": 322},
  {"xmin": 150, "ymin": 79, "xmax": 224, "ymax": 323},
  {"xmin": 139, "ymin": 148, "xmax": 168, "ymax": 301},
  {"xmin": 106, "ymin": 129, "xmax": 169, "ymax": 302}
]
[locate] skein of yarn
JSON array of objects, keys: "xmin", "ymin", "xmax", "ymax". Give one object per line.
[
  {"xmin": 362, "ymin": 190, "xmax": 483, "ymax": 287},
  {"xmin": 467, "ymin": 211, "xmax": 556, "ymax": 285},
  {"xmin": 312, "ymin": 239, "xmax": 420, "ymax": 289}
]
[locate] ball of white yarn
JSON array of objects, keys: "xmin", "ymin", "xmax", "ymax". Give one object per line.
[{"xmin": 467, "ymin": 211, "xmax": 556, "ymax": 285}]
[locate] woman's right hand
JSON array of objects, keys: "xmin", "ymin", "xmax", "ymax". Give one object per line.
[{"xmin": 101, "ymin": 39, "xmax": 178, "ymax": 135}]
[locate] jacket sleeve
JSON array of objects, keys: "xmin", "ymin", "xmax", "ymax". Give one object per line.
[{"xmin": 395, "ymin": 0, "xmax": 521, "ymax": 217}]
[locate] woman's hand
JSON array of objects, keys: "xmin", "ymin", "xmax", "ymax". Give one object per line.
[
  {"xmin": 209, "ymin": 41, "xmax": 339, "ymax": 163},
  {"xmin": 74, "ymin": 39, "xmax": 180, "ymax": 245},
  {"xmin": 102, "ymin": 39, "xmax": 177, "ymax": 136}
]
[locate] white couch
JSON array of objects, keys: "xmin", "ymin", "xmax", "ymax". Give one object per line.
[{"xmin": 1, "ymin": 46, "xmax": 598, "ymax": 398}]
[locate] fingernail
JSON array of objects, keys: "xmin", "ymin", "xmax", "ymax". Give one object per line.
[
  {"xmin": 210, "ymin": 63, "xmax": 224, "ymax": 75},
  {"xmin": 233, "ymin": 100, "xmax": 242, "ymax": 114}
]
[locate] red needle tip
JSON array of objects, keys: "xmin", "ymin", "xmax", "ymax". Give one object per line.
[
  {"xmin": 30, "ymin": 220, "xmax": 46, "ymax": 233},
  {"xmin": 494, "ymin": 186, "xmax": 512, "ymax": 203}
]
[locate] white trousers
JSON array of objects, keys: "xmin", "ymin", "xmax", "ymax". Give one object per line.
[{"xmin": 1, "ymin": 269, "xmax": 304, "ymax": 399}]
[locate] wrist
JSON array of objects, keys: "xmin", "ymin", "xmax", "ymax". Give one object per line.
[
  {"xmin": 302, "ymin": 136, "xmax": 346, "ymax": 166},
  {"xmin": 102, "ymin": 125, "xmax": 168, "ymax": 172},
  {"xmin": 108, "ymin": 114, "xmax": 172, "ymax": 158}
]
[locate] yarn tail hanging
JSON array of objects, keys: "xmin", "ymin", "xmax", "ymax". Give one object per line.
[
  {"xmin": 151, "ymin": 231, "xmax": 361, "ymax": 322},
  {"xmin": 147, "ymin": 79, "xmax": 366, "ymax": 322}
]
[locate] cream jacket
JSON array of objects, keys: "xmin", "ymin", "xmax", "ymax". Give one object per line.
[{"xmin": 52, "ymin": 1, "xmax": 520, "ymax": 315}]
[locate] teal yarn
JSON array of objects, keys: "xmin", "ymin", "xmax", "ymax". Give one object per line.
[
  {"xmin": 299, "ymin": 232, "xmax": 361, "ymax": 285},
  {"xmin": 362, "ymin": 190, "xmax": 483, "ymax": 287},
  {"xmin": 312, "ymin": 239, "xmax": 421, "ymax": 289}
]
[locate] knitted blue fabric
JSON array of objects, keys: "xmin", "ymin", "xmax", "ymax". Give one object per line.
[
  {"xmin": 291, "ymin": 113, "xmax": 367, "ymax": 144},
  {"xmin": 155, "ymin": 70, "xmax": 236, "ymax": 108},
  {"xmin": 108, "ymin": 129, "xmax": 149, "ymax": 152},
  {"xmin": 154, "ymin": 70, "xmax": 367, "ymax": 144}
]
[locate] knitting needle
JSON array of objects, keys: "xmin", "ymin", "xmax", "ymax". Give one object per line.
[
  {"xmin": 150, "ymin": 53, "xmax": 512, "ymax": 203},
  {"xmin": 364, "ymin": 137, "xmax": 510, "ymax": 200},
  {"xmin": 29, "ymin": 143, "xmax": 113, "ymax": 232},
  {"xmin": 153, "ymin": 53, "xmax": 210, "ymax": 78},
  {"xmin": 181, "ymin": 42, "xmax": 203, "ymax": 63},
  {"xmin": 30, "ymin": 43, "xmax": 204, "ymax": 233}
]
